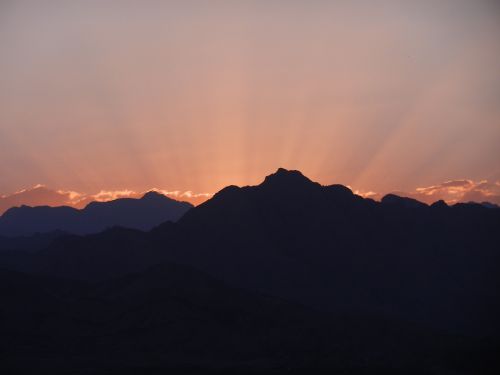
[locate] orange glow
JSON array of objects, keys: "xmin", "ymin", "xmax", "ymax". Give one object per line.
[
  {"xmin": 2, "ymin": 177, "xmax": 500, "ymax": 216},
  {"xmin": 0, "ymin": 2, "xmax": 499, "ymax": 204},
  {"xmin": 0, "ymin": 185, "xmax": 213, "ymax": 214}
]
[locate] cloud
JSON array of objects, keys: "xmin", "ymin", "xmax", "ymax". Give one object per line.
[
  {"xmin": 0, "ymin": 185, "xmax": 76, "ymax": 214},
  {"xmin": 2, "ymin": 178, "xmax": 498, "ymax": 216},
  {"xmin": 415, "ymin": 180, "xmax": 474, "ymax": 197},
  {"xmin": 57, "ymin": 189, "xmax": 85, "ymax": 202},
  {"xmin": 353, "ymin": 190, "xmax": 382, "ymax": 201},
  {"xmin": 149, "ymin": 189, "xmax": 213, "ymax": 206},
  {"xmin": 354, "ymin": 179, "xmax": 500, "ymax": 205},
  {"xmin": 0, "ymin": 186, "xmax": 213, "ymax": 215},
  {"xmin": 92, "ymin": 190, "xmax": 141, "ymax": 202},
  {"xmin": 411, "ymin": 179, "xmax": 500, "ymax": 205}
]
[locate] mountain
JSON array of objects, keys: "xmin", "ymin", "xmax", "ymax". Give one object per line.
[
  {"xmin": 151, "ymin": 169, "xmax": 499, "ymax": 335},
  {"xmin": 1, "ymin": 266, "xmax": 496, "ymax": 374},
  {"xmin": 1, "ymin": 168, "xmax": 499, "ymax": 373},
  {"xmin": 479, "ymin": 201, "xmax": 500, "ymax": 209},
  {"xmin": 9, "ymin": 169, "xmax": 499, "ymax": 334},
  {"xmin": 0, "ymin": 230, "xmax": 68, "ymax": 252},
  {"xmin": 0, "ymin": 191, "xmax": 193, "ymax": 237}
]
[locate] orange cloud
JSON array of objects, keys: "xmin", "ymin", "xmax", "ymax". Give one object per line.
[
  {"xmin": 92, "ymin": 190, "xmax": 141, "ymax": 202},
  {"xmin": 354, "ymin": 179, "xmax": 500, "ymax": 206},
  {"xmin": 0, "ymin": 185, "xmax": 76, "ymax": 214},
  {"xmin": 2, "ymin": 178, "xmax": 498, "ymax": 216},
  {"xmin": 353, "ymin": 190, "xmax": 381, "ymax": 200},
  {"xmin": 411, "ymin": 179, "xmax": 500, "ymax": 205},
  {"xmin": 150, "ymin": 189, "xmax": 214, "ymax": 206},
  {"xmin": 0, "ymin": 186, "xmax": 213, "ymax": 215}
]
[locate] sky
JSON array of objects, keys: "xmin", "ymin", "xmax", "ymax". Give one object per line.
[{"xmin": 1, "ymin": 0, "xmax": 499, "ymax": 208}]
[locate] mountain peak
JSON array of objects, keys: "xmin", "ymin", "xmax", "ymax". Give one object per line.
[
  {"xmin": 272, "ymin": 167, "xmax": 304, "ymax": 177},
  {"xmin": 262, "ymin": 168, "xmax": 316, "ymax": 189},
  {"xmin": 431, "ymin": 200, "xmax": 449, "ymax": 209},
  {"xmin": 141, "ymin": 191, "xmax": 167, "ymax": 200}
]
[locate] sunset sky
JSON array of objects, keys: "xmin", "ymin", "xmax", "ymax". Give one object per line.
[{"xmin": 1, "ymin": 1, "xmax": 499, "ymax": 208}]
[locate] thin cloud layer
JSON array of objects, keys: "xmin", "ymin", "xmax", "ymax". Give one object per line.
[
  {"xmin": 0, "ymin": 185, "xmax": 76, "ymax": 214},
  {"xmin": 0, "ymin": 185, "xmax": 213, "ymax": 215},
  {"xmin": 356, "ymin": 179, "xmax": 500, "ymax": 205},
  {"xmin": 2, "ymin": 178, "xmax": 499, "ymax": 216},
  {"xmin": 410, "ymin": 179, "xmax": 500, "ymax": 205}
]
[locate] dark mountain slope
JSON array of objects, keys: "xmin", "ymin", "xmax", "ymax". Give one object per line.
[
  {"xmin": 151, "ymin": 169, "xmax": 500, "ymax": 337},
  {"xmin": 2, "ymin": 267, "xmax": 496, "ymax": 374},
  {"xmin": 36, "ymin": 227, "xmax": 155, "ymax": 281},
  {"xmin": 0, "ymin": 191, "xmax": 192, "ymax": 237},
  {"xmin": 0, "ymin": 230, "xmax": 67, "ymax": 252},
  {"xmin": 22, "ymin": 169, "xmax": 499, "ymax": 338},
  {"xmin": 0, "ymin": 169, "xmax": 499, "ymax": 373}
]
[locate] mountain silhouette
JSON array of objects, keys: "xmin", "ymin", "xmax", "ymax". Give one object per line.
[
  {"xmin": 1, "ymin": 265, "xmax": 496, "ymax": 374},
  {"xmin": 0, "ymin": 191, "xmax": 192, "ymax": 237},
  {"xmin": 5, "ymin": 169, "xmax": 498, "ymax": 333},
  {"xmin": 0, "ymin": 230, "xmax": 68, "ymax": 252},
  {"xmin": 1, "ymin": 168, "xmax": 499, "ymax": 374}
]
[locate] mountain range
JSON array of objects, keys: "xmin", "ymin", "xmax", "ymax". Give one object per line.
[
  {"xmin": 1, "ymin": 168, "xmax": 499, "ymax": 374},
  {"xmin": 0, "ymin": 191, "xmax": 192, "ymax": 237}
]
